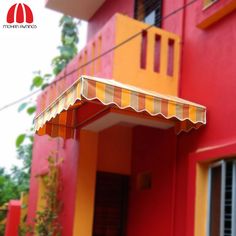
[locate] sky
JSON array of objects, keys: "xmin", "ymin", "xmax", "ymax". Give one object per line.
[{"xmin": 0, "ymin": 0, "xmax": 87, "ymax": 171}]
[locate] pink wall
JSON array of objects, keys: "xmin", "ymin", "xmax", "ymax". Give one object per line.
[
  {"xmin": 27, "ymin": 135, "xmax": 78, "ymax": 236},
  {"xmin": 127, "ymin": 127, "xmax": 176, "ymax": 236},
  {"xmin": 87, "ymin": 0, "xmax": 134, "ymax": 40},
  {"xmin": 36, "ymin": 15, "xmax": 118, "ymax": 114}
]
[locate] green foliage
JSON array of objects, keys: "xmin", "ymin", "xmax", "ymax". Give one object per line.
[
  {"xmin": 30, "ymin": 72, "xmax": 52, "ymax": 92},
  {"xmin": 12, "ymin": 143, "xmax": 33, "ymax": 193},
  {"xmin": 52, "ymin": 16, "xmax": 79, "ymax": 76},
  {"xmin": 0, "ymin": 140, "xmax": 33, "ymax": 235},
  {"xmin": 0, "ymin": 168, "xmax": 19, "ymax": 206},
  {"xmin": 0, "ymin": 144, "xmax": 33, "ymax": 234},
  {"xmin": 0, "ymin": 224, "xmax": 5, "ymax": 236},
  {"xmin": 18, "ymin": 103, "xmax": 28, "ymax": 112},
  {"xmin": 0, "ymin": 168, "xmax": 20, "ymax": 235},
  {"xmin": 32, "ymin": 76, "xmax": 44, "ymax": 88},
  {"xmin": 39, "ymin": 157, "xmax": 62, "ymax": 236},
  {"xmin": 16, "ymin": 134, "xmax": 26, "ymax": 148},
  {"xmin": 22, "ymin": 157, "xmax": 63, "ymax": 236},
  {"xmin": 27, "ymin": 106, "xmax": 36, "ymax": 115}
]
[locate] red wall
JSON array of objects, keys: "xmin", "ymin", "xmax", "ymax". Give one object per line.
[
  {"xmin": 172, "ymin": 1, "xmax": 236, "ymax": 236},
  {"xmin": 181, "ymin": 3, "xmax": 236, "ymax": 147},
  {"xmin": 27, "ymin": 135, "xmax": 78, "ymax": 236},
  {"xmin": 162, "ymin": 0, "xmax": 185, "ymax": 36},
  {"xmin": 87, "ymin": 0, "xmax": 134, "ymax": 40},
  {"xmin": 127, "ymin": 127, "xmax": 176, "ymax": 236},
  {"xmin": 4, "ymin": 200, "xmax": 21, "ymax": 236}
]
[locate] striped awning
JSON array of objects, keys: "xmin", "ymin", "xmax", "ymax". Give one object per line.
[{"xmin": 34, "ymin": 76, "xmax": 206, "ymax": 138}]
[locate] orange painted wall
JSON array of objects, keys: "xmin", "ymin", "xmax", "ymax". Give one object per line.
[
  {"xmin": 97, "ymin": 125, "xmax": 132, "ymax": 175},
  {"xmin": 72, "ymin": 125, "xmax": 132, "ymax": 236},
  {"xmin": 113, "ymin": 14, "xmax": 180, "ymax": 96},
  {"xmin": 36, "ymin": 176, "xmax": 46, "ymax": 213},
  {"xmin": 194, "ymin": 163, "xmax": 209, "ymax": 236},
  {"xmin": 87, "ymin": 0, "xmax": 134, "ymax": 40},
  {"xmin": 73, "ymin": 130, "xmax": 98, "ymax": 236}
]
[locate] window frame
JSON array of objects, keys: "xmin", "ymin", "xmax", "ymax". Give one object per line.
[
  {"xmin": 232, "ymin": 161, "xmax": 236, "ymax": 236},
  {"xmin": 207, "ymin": 160, "xmax": 225, "ymax": 236},
  {"xmin": 207, "ymin": 160, "xmax": 236, "ymax": 236},
  {"xmin": 134, "ymin": 0, "xmax": 163, "ymax": 27}
]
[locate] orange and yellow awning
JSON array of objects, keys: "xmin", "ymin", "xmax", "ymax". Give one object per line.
[{"xmin": 34, "ymin": 76, "xmax": 206, "ymax": 138}]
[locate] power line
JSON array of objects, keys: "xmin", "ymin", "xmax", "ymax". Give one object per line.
[
  {"xmin": 0, "ymin": 0, "xmax": 197, "ymax": 113},
  {"xmin": 0, "ymin": 90, "xmax": 40, "ymax": 112}
]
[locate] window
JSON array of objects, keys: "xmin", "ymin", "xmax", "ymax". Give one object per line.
[
  {"xmin": 135, "ymin": 0, "xmax": 162, "ymax": 27},
  {"xmin": 196, "ymin": 0, "xmax": 236, "ymax": 29},
  {"xmin": 207, "ymin": 160, "xmax": 236, "ymax": 236},
  {"xmin": 203, "ymin": 0, "xmax": 218, "ymax": 9}
]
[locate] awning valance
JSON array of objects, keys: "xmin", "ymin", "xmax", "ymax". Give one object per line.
[{"xmin": 34, "ymin": 76, "xmax": 206, "ymax": 137}]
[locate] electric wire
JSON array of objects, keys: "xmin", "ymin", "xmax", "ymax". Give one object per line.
[{"xmin": 0, "ymin": 0, "xmax": 198, "ymax": 113}]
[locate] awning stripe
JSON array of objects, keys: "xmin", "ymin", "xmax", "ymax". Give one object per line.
[
  {"xmin": 153, "ymin": 97, "xmax": 161, "ymax": 114},
  {"xmin": 131, "ymin": 91, "xmax": 138, "ymax": 111},
  {"xmin": 139, "ymin": 93, "xmax": 145, "ymax": 111},
  {"xmin": 161, "ymin": 99, "xmax": 168, "ymax": 117},
  {"xmin": 105, "ymin": 84, "xmax": 114, "ymax": 103},
  {"xmin": 175, "ymin": 103, "xmax": 183, "ymax": 120},
  {"xmin": 114, "ymin": 87, "xmax": 122, "ymax": 106},
  {"xmin": 145, "ymin": 95, "xmax": 154, "ymax": 113},
  {"xmin": 34, "ymin": 76, "xmax": 206, "ymax": 135},
  {"xmin": 121, "ymin": 88, "xmax": 131, "ymax": 107}
]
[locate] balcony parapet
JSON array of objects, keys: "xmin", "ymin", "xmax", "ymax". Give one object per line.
[{"xmin": 37, "ymin": 14, "xmax": 181, "ymax": 114}]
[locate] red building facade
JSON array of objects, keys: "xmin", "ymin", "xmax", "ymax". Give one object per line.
[{"xmin": 28, "ymin": 0, "xmax": 236, "ymax": 236}]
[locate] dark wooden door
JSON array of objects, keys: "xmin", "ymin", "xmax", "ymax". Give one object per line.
[{"xmin": 93, "ymin": 172, "xmax": 129, "ymax": 236}]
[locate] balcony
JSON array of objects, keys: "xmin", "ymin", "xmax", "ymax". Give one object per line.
[
  {"xmin": 38, "ymin": 14, "xmax": 181, "ymax": 111},
  {"xmin": 45, "ymin": 0, "xmax": 105, "ymax": 20}
]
